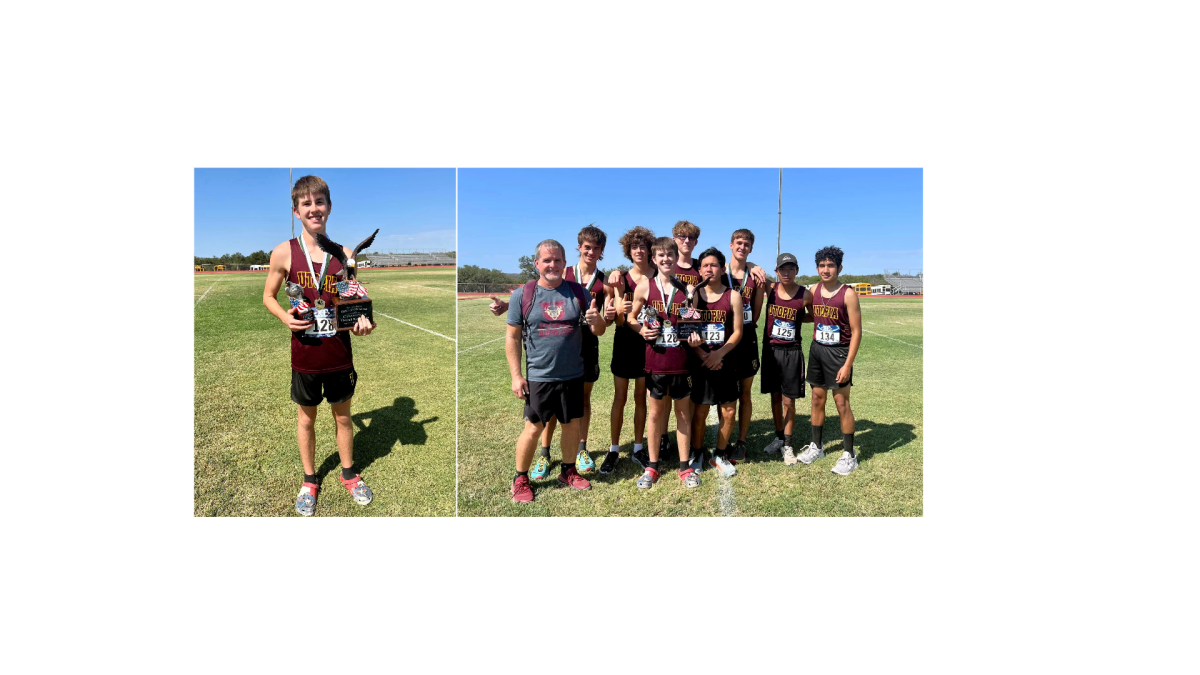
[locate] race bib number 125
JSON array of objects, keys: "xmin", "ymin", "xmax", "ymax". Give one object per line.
[{"xmin": 771, "ymin": 319, "xmax": 795, "ymax": 342}]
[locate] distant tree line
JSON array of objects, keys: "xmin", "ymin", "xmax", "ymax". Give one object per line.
[{"xmin": 195, "ymin": 251, "xmax": 271, "ymax": 266}]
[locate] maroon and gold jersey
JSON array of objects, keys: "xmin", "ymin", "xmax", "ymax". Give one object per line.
[
  {"xmin": 726, "ymin": 268, "xmax": 759, "ymax": 327},
  {"xmin": 811, "ymin": 283, "xmax": 852, "ymax": 346},
  {"xmin": 694, "ymin": 287, "xmax": 735, "ymax": 353},
  {"xmin": 763, "ymin": 283, "xmax": 806, "ymax": 347},
  {"xmin": 673, "ymin": 259, "xmax": 701, "ymax": 290},
  {"xmin": 289, "ymin": 237, "xmax": 353, "ymax": 374},
  {"xmin": 644, "ymin": 277, "xmax": 689, "ymax": 375}
]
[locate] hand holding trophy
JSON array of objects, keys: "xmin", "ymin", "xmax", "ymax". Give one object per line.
[{"xmin": 315, "ymin": 229, "xmax": 380, "ymax": 332}]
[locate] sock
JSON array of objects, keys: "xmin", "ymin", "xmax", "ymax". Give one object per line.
[
  {"xmin": 715, "ymin": 445, "xmax": 728, "ymax": 458},
  {"xmin": 514, "ymin": 471, "xmax": 529, "ymax": 482},
  {"xmin": 649, "ymin": 461, "xmax": 659, "ymax": 471},
  {"xmin": 303, "ymin": 473, "xmax": 318, "ymax": 485},
  {"xmin": 561, "ymin": 462, "xmax": 572, "ymax": 476},
  {"xmin": 609, "ymin": 444, "xmax": 620, "ymax": 454},
  {"xmin": 341, "ymin": 466, "xmax": 357, "ymax": 481},
  {"xmin": 775, "ymin": 429, "xmax": 785, "ymax": 441},
  {"xmin": 579, "ymin": 440, "xmax": 588, "ymax": 450},
  {"xmin": 679, "ymin": 461, "xmax": 690, "ymax": 472},
  {"xmin": 845, "ymin": 432, "xmax": 855, "ymax": 458},
  {"xmin": 812, "ymin": 425, "xmax": 823, "ymax": 448},
  {"xmin": 538, "ymin": 445, "xmax": 551, "ymax": 458},
  {"xmin": 634, "ymin": 442, "xmax": 644, "ymax": 452},
  {"xmin": 784, "ymin": 434, "xmax": 793, "ymax": 448}
]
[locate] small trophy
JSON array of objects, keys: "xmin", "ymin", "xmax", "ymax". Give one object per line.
[
  {"xmin": 285, "ymin": 281, "xmax": 314, "ymax": 322},
  {"xmin": 671, "ymin": 276, "xmax": 703, "ymax": 341},
  {"xmin": 315, "ymin": 229, "xmax": 379, "ymax": 331},
  {"xmin": 639, "ymin": 303, "xmax": 660, "ymax": 331}
]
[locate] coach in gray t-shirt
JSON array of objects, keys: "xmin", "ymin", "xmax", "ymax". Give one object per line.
[
  {"xmin": 505, "ymin": 239, "xmax": 607, "ymax": 503},
  {"xmin": 506, "ymin": 281, "xmax": 593, "ymax": 382}
]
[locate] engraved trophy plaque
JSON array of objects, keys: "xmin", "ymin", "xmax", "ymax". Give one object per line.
[{"xmin": 316, "ymin": 229, "xmax": 379, "ymax": 331}]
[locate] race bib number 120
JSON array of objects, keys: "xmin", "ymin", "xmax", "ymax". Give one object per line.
[
  {"xmin": 771, "ymin": 319, "xmax": 795, "ymax": 342},
  {"xmin": 815, "ymin": 323, "xmax": 840, "ymax": 345},
  {"xmin": 305, "ymin": 308, "xmax": 337, "ymax": 338}
]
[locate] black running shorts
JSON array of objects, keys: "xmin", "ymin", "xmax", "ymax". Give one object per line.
[
  {"xmin": 732, "ymin": 328, "xmax": 760, "ymax": 380},
  {"xmin": 806, "ymin": 342, "xmax": 852, "ymax": 390},
  {"xmin": 610, "ymin": 328, "xmax": 647, "ymax": 380},
  {"xmin": 760, "ymin": 343, "xmax": 806, "ymax": 399},
  {"xmin": 646, "ymin": 373, "xmax": 692, "ymax": 401},
  {"xmin": 691, "ymin": 364, "xmax": 741, "ymax": 405},
  {"xmin": 582, "ymin": 338, "xmax": 601, "ymax": 383},
  {"xmin": 524, "ymin": 377, "xmax": 585, "ymax": 424},
  {"xmin": 291, "ymin": 367, "xmax": 357, "ymax": 407}
]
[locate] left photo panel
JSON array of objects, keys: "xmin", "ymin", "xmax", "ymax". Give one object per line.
[{"xmin": 194, "ymin": 168, "xmax": 457, "ymax": 516}]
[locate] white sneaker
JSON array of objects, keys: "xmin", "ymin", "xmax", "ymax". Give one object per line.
[
  {"xmin": 782, "ymin": 446, "xmax": 798, "ymax": 466},
  {"xmin": 763, "ymin": 437, "xmax": 784, "ymax": 454},
  {"xmin": 831, "ymin": 451, "xmax": 858, "ymax": 475},
  {"xmin": 797, "ymin": 442, "xmax": 825, "ymax": 465},
  {"xmin": 710, "ymin": 453, "xmax": 737, "ymax": 477}
]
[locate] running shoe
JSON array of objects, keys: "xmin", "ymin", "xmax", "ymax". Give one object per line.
[
  {"xmin": 763, "ymin": 437, "xmax": 784, "ymax": 454},
  {"xmin": 831, "ymin": 451, "xmax": 859, "ymax": 475},
  {"xmin": 557, "ymin": 466, "xmax": 592, "ymax": 490},
  {"xmin": 575, "ymin": 448, "xmax": 596, "ymax": 474},
  {"xmin": 340, "ymin": 474, "xmax": 373, "ymax": 506},
  {"xmin": 688, "ymin": 450, "xmax": 706, "ymax": 474},
  {"xmin": 512, "ymin": 475, "xmax": 534, "ymax": 503},
  {"xmin": 710, "ymin": 453, "xmax": 738, "ymax": 477},
  {"xmin": 782, "ymin": 445, "xmax": 799, "ymax": 466},
  {"xmin": 599, "ymin": 451, "xmax": 620, "ymax": 475},
  {"xmin": 295, "ymin": 482, "xmax": 319, "ymax": 517},
  {"xmin": 530, "ymin": 454, "xmax": 551, "ymax": 480},
  {"xmin": 797, "ymin": 442, "xmax": 825, "ymax": 465},
  {"xmin": 731, "ymin": 440, "xmax": 747, "ymax": 463},
  {"xmin": 636, "ymin": 467, "xmax": 660, "ymax": 489},
  {"xmin": 631, "ymin": 448, "xmax": 650, "ymax": 470},
  {"xmin": 678, "ymin": 468, "xmax": 701, "ymax": 489}
]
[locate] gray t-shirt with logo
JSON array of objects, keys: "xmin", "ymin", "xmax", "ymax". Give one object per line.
[{"xmin": 506, "ymin": 281, "xmax": 594, "ymax": 382}]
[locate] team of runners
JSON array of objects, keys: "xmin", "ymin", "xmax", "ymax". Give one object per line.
[{"xmin": 493, "ymin": 221, "xmax": 864, "ymax": 503}]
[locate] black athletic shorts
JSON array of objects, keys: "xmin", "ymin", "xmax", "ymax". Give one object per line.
[
  {"xmin": 806, "ymin": 342, "xmax": 852, "ymax": 390},
  {"xmin": 691, "ymin": 364, "xmax": 741, "ymax": 405},
  {"xmin": 291, "ymin": 367, "xmax": 357, "ymax": 407},
  {"xmin": 647, "ymin": 373, "xmax": 692, "ymax": 401},
  {"xmin": 582, "ymin": 337, "xmax": 601, "ymax": 383},
  {"xmin": 732, "ymin": 328, "xmax": 760, "ymax": 380},
  {"xmin": 524, "ymin": 377, "xmax": 585, "ymax": 424},
  {"xmin": 610, "ymin": 326, "xmax": 647, "ymax": 380},
  {"xmin": 760, "ymin": 343, "xmax": 805, "ymax": 399}
]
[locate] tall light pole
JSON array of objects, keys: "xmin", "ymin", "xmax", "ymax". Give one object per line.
[
  {"xmin": 777, "ymin": 168, "xmax": 782, "ymax": 260},
  {"xmin": 289, "ymin": 167, "xmax": 295, "ymax": 239}
]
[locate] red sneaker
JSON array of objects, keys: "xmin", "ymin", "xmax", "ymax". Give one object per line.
[
  {"xmin": 557, "ymin": 466, "xmax": 592, "ymax": 491},
  {"xmin": 512, "ymin": 475, "xmax": 534, "ymax": 503}
]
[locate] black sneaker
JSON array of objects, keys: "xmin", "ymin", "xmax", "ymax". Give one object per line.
[
  {"xmin": 599, "ymin": 451, "xmax": 620, "ymax": 475},
  {"xmin": 731, "ymin": 440, "xmax": 747, "ymax": 463},
  {"xmin": 631, "ymin": 448, "xmax": 650, "ymax": 470}
]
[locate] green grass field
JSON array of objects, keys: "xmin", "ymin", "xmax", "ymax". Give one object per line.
[
  {"xmin": 457, "ymin": 295, "xmax": 922, "ymax": 517},
  {"xmin": 194, "ymin": 268, "xmax": 456, "ymax": 516}
]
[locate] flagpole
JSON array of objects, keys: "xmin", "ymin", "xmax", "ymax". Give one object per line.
[
  {"xmin": 289, "ymin": 168, "xmax": 295, "ymax": 239},
  {"xmin": 777, "ymin": 168, "xmax": 782, "ymax": 260}
]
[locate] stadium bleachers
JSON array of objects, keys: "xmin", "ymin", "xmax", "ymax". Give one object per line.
[
  {"xmin": 883, "ymin": 274, "xmax": 923, "ymax": 295},
  {"xmin": 364, "ymin": 252, "xmax": 455, "ymax": 267}
]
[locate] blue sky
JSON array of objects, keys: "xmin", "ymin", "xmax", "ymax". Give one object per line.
[
  {"xmin": 458, "ymin": 169, "xmax": 922, "ymax": 275},
  {"xmin": 194, "ymin": 168, "xmax": 455, "ymax": 257}
]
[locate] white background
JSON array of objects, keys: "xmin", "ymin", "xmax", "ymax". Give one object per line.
[{"xmin": 4, "ymin": 1, "xmax": 1195, "ymax": 672}]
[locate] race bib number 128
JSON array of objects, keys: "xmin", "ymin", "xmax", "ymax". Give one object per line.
[
  {"xmin": 305, "ymin": 308, "xmax": 337, "ymax": 338},
  {"xmin": 656, "ymin": 324, "xmax": 679, "ymax": 348}
]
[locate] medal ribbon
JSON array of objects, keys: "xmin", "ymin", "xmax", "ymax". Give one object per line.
[
  {"xmin": 655, "ymin": 274, "xmax": 680, "ymax": 321},
  {"xmin": 298, "ymin": 233, "xmax": 331, "ymax": 301}
]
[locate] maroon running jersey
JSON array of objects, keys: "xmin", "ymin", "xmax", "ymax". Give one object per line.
[
  {"xmin": 694, "ymin": 286, "xmax": 736, "ymax": 353},
  {"xmin": 643, "ymin": 277, "xmax": 689, "ymax": 374},
  {"xmin": 673, "ymin": 259, "xmax": 701, "ymax": 290},
  {"xmin": 726, "ymin": 267, "xmax": 759, "ymax": 327},
  {"xmin": 811, "ymin": 283, "xmax": 853, "ymax": 346},
  {"xmin": 763, "ymin": 283, "xmax": 806, "ymax": 346},
  {"xmin": 289, "ymin": 237, "xmax": 353, "ymax": 373}
]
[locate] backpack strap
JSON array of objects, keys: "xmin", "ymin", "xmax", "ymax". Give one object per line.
[
  {"xmin": 519, "ymin": 279, "xmax": 539, "ymax": 328},
  {"xmin": 565, "ymin": 279, "xmax": 588, "ymax": 321}
]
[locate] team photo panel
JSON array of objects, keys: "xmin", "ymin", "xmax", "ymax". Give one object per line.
[
  {"xmin": 455, "ymin": 168, "xmax": 923, "ymax": 517},
  {"xmin": 194, "ymin": 168, "xmax": 457, "ymax": 517}
]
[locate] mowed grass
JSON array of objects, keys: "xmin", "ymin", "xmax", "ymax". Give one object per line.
[
  {"xmin": 194, "ymin": 268, "xmax": 456, "ymax": 516},
  {"xmin": 457, "ymin": 296, "xmax": 922, "ymax": 517}
]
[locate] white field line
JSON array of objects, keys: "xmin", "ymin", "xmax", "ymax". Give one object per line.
[
  {"xmin": 863, "ymin": 328, "xmax": 922, "ymax": 349},
  {"xmin": 376, "ymin": 312, "xmax": 456, "ymax": 343},
  {"xmin": 458, "ymin": 335, "xmax": 505, "ymax": 354},
  {"xmin": 707, "ymin": 406, "xmax": 738, "ymax": 517},
  {"xmin": 195, "ymin": 276, "xmax": 224, "ymax": 305}
]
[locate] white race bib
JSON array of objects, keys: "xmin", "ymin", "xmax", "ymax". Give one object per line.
[
  {"xmin": 702, "ymin": 322, "xmax": 725, "ymax": 345},
  {"xmin": 656, "ymin": 322, "xmax": 679, "ymax": 348},
  {"xmin": 305, "ymin": 308, "xmax": 337, "ymax": 338},
  {"xmin": 771, "ymin": 319, "xmax": 795, "ymax": 342},
  {"xmin": 815, "ymin": 323, "xmax": 840, "ymax": 345}
]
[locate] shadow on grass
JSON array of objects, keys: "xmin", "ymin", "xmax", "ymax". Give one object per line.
[
  {"xmin": 316, "ymin": 397, "xmax": 438, "ymax": 478},
  {"xmin": 710, "ymin": 416, "xmax": 915, "ymax": 465}
]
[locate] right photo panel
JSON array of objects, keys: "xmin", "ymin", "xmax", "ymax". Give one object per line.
[{"xmin": 457, "ymin": 169, "xmax": 923, "ymax": 516}]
